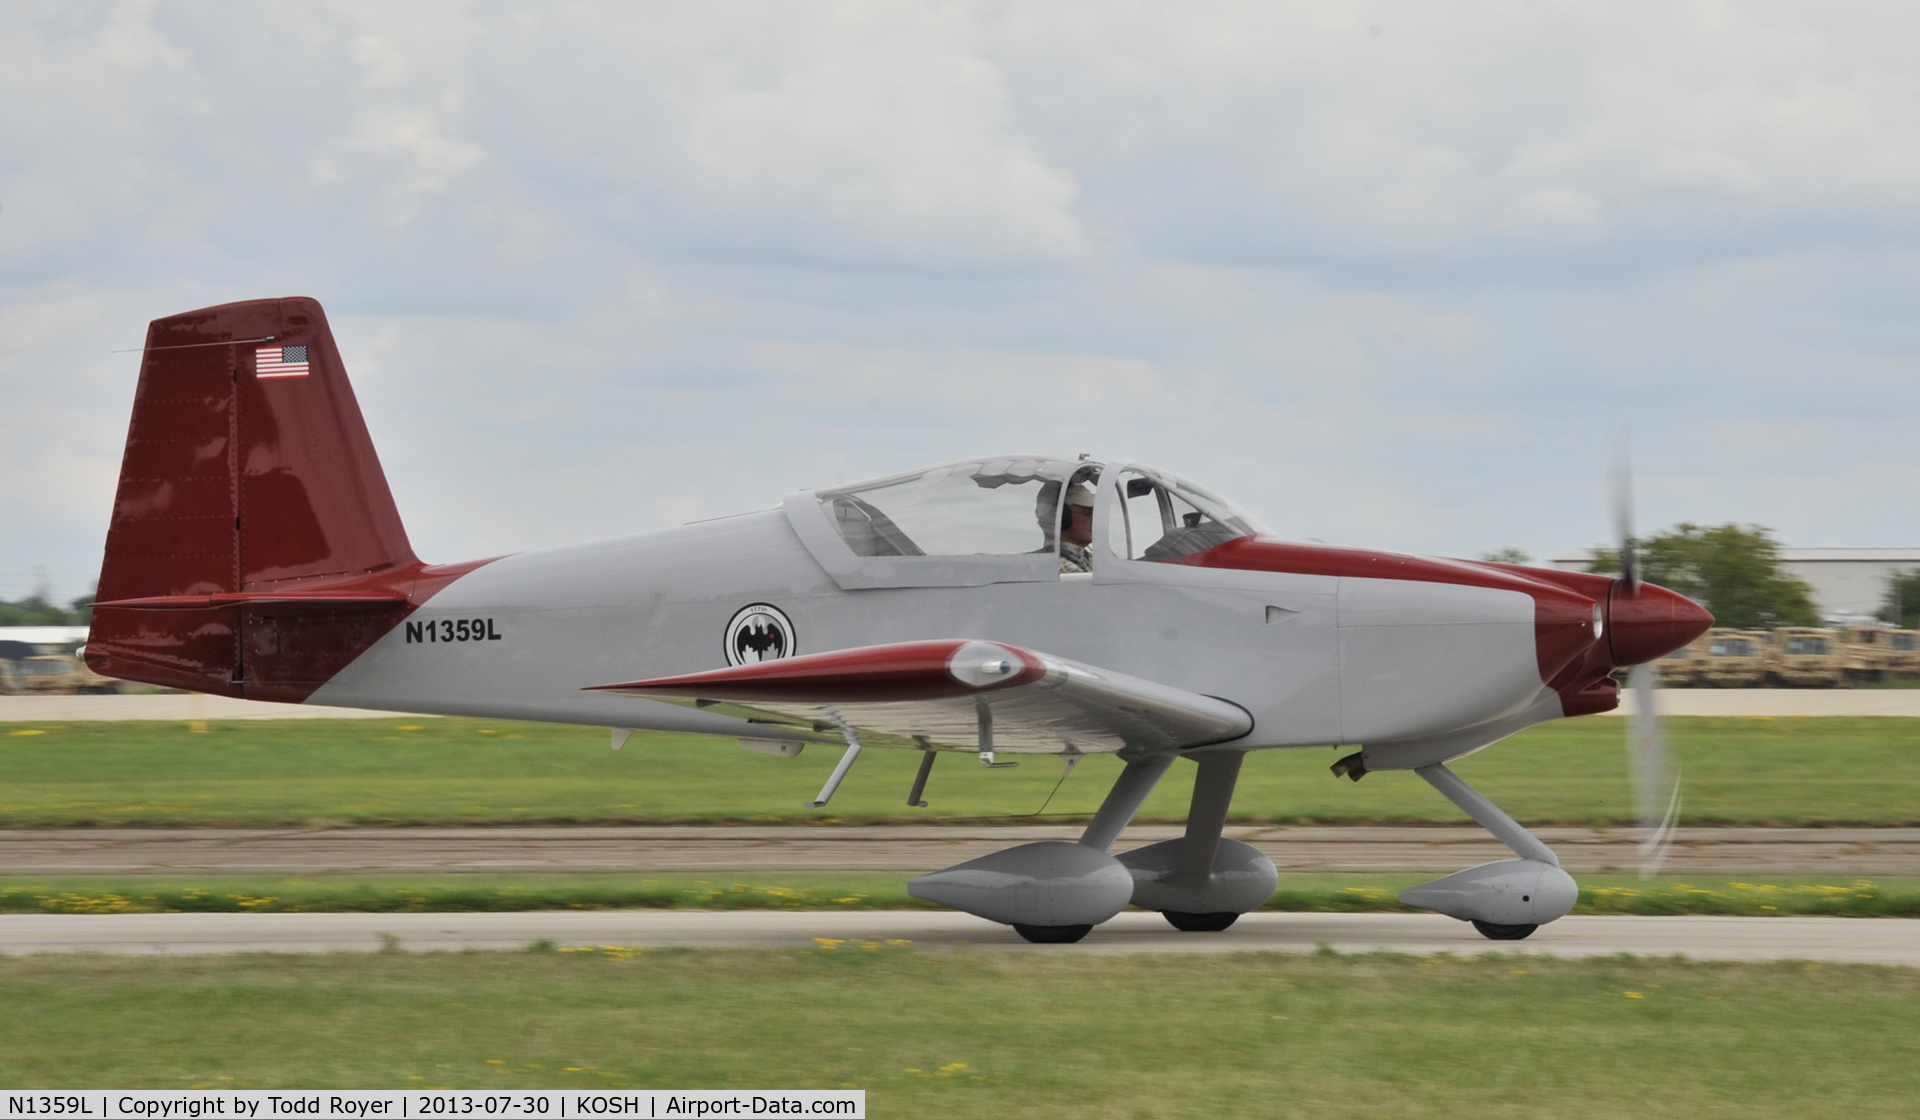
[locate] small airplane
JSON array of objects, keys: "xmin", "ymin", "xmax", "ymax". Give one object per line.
[{"xmin": 87, "ymin": 297, "xmax": 1711, "ymax": 943}]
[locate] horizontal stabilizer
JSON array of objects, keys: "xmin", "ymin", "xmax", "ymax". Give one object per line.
[
  {"xmin": 587, "ymin": 639, "xmax": 1252, "ymax": 756},
  {"xmin": 96, "ymin": 592, "xmax": 411, "ymax": 610}
]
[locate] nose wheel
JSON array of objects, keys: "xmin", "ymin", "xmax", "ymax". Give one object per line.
[{"xmin": 1471, "ymin": 920, "xmax": 1538, "ymax": 941}]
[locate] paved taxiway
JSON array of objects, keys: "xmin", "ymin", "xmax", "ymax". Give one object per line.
[
  {"xmin": 0, "ymin": 910, "xmax": 1913, "ymax": 964},
  {"xmin": 7, "ymin": 825, "xmax": 1915, "ymax": 876}
]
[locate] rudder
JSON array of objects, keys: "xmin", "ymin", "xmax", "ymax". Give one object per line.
[{"xmin": 89, "ymin": 297, "xmax": 438, "ymax": 699}]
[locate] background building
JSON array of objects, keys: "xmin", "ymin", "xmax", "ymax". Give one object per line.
[{"xmin": 0, "ymin": 625, "xmax": 92, "ymax": 657}]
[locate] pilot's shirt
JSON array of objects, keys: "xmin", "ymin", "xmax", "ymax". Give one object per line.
[{"xmin": 1060, "ymin": 542, "xmax": 1092, "ymax": 574}]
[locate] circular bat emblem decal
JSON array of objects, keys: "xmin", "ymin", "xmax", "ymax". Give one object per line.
[{"xmin": 725, "ymin": 603, "xmax": 796, "ymax": 666}]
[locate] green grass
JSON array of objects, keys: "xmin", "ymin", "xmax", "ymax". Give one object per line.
[
  {"xmin": 0, "ymin": 873, "xmax": 921, "ymax": 914},
  {"xmin": 2, "ymin": 715, "xmax": 1918, "ymax": 826},
  {"xmin": 3, "ymin": 949, "xmax": 1918, "ymax": 1117},
  {"xmin": 1277, "ymin": 874, "xmax": 1920, "ymax": 918},
  {"xmin": 3, "ymin": 873, "xmax": 1916, "ymax": 918}
]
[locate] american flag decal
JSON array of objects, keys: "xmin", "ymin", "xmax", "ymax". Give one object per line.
[{"xmin": 255, "ymin": 343, "xmax": 311, "ymax": 379}]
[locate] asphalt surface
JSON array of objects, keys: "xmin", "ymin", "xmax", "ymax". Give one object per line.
[
  {"xmin": 5, "ymin": 825, "xmax": 1915, "ymax": 876},
  {"xmin": 0, "ymin": 910, "xmax": 1914, "ymax": 963}
]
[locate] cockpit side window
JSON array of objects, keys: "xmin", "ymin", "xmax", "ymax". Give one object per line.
[
  {"xmin": 1110, "ymin": 467, "xmax": 1268, "ymax": 562},
  {"xmin": 818, "ymin": 457, "xmax": 1082, "ymax": 558}
]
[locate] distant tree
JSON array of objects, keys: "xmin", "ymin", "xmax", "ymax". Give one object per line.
[
  {"xmin": 1479, "ymin": 547, "xmax": 1532, "ymax": 564},
  {"xmin": 0, "ymin": 595, "xmax": 72, "ymax": 627},
  {"xmin": 0, "ymin": 591, "xmax": 95, "ymax": 627},
  {"xmin": 1586, "ymin": 523, "xmax": 1820, "ymax": 630},
  {"xmin": 1881, "ymin": 570, "xmax": 1920, "ymax": 630}
]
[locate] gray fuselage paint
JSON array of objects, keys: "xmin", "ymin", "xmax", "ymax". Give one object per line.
[{"xmin": 311, "ymin": 506, "xmax": 1550, "ymax": 753}]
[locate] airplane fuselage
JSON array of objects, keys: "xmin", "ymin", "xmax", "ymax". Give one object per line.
[{"xmin": 308, "ymin": 502, "xmax": 1615, "ymax": 756}]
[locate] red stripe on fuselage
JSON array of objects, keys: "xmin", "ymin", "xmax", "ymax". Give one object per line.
[{"xmin": 1162, "ymin": 537, "xmax": 1605, "ymax": 694}]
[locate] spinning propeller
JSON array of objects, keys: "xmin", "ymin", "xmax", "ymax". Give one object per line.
[{"xmin": 1611, "ymin": 433, "xmax": 1681, "ymax": 877}]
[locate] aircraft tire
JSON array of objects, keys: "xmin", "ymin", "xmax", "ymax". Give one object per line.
[
  {"xmin": 1471, "ymin": 920, "xmax": 1539, "ymax": 941},
  {"xmin": 1163, "ymin": 911, "xmax": 1240, "ymax": 932},
  {"xmin": 1011, "ymin": 923, "xmax": 1094, "ymax": 944}
]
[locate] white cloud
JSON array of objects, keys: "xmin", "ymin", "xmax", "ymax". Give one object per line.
[
  {"xmin": 1, "ymin": 1, "xmax": 1917, "ymax": 599},
  {"xmin": 461, "ymin": 3, "xmax": 1088, "ymax": 270},
  {"xmin": 985, "ymin": 2, "xmax": 1920, "ymax": 262}
]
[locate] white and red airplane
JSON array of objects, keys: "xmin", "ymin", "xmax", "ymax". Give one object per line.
[{"xmin": 87, "ymin": 297, "xmax": 1711, "ymax": 943}]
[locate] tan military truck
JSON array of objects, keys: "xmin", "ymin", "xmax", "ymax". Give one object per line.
[
  {"xmin": 1692, "ymin": 628, "xmax": 1771, "ymax": 688},
  {"xmin": 1653, "ymin": 643, "xmax": 1698, "ymax": 686},
  {"xmin": 1841, "ymin": 627, "xmax": 1889, "ymax": 681},
  {"xmin": 1887, "ymin": 630, "xmax": 1920, "ymax": 678},
  {"xmin": 1841, "ymin": 627, "xmax": 1920, "ymax": 680},
  {"xmin": 1765, "ymin": 628, "xmax": 1847, "ymax": 688},
  {"xmin": 13, "ymin": 654, "xmax": 123, "ymax": 695}
]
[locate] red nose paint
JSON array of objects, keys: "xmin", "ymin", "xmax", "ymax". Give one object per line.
[{"xmin": 1606, "ymin": 582, "xmax": 1715, "ymax": 667}]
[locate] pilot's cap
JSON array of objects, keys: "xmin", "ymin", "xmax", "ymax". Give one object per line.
[{"xmin": 1035, "ymin": 479, "xmax": 1096, "ymax": 526}]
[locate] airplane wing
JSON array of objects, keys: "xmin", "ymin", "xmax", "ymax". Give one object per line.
[{"xmin": 586, "ymin": 639, "xmax": 1252, "ymax": 756}]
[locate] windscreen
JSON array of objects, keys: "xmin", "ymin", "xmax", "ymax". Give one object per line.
[{"xmin": 1108, "ymin": 466, "xmax": 1270, "ymax": 562}]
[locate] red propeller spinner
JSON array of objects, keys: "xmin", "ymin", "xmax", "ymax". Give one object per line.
[{"xmin": 1606, "ymin": 580, "xmax": 1714, "ymax": 667}]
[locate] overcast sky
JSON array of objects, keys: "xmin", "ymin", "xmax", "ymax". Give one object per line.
[{"xmin": 4, "ymin": 2, "xmax": 1917, "ymax": 603}]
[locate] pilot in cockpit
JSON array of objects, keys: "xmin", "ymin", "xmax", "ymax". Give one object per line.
[{"xmin": 1036, "ymin": 480, "xmax": 1097, "ymax": 573}]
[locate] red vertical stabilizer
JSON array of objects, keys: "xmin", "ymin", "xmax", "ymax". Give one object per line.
[{"xmin": 88, "ymin": 297, "xmax": 483, "ymax": 701}]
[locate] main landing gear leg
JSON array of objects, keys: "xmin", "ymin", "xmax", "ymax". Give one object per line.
[
  {"xmin": 1092, "ymin": 751, "xmax": 1280, "ymax": 933},
  {"xmin": 993, "ymin": 754, "xmax": 1173, "ymax": 946},
  {"xmin": 1178, "ymin": 753, "xmax": 1242, "ymax": 878},
  {"xmin": 911, "ymin": 753, "xmax": 1176, "ymax": 945},
  {"xmin": 1160, "ymin": 753, "xmax": 1245, "ymax": 932},
  {"xmin": 1140, "ymin": 752, "xmax": 1275, "ymax": 932},
  {"xmin": 1079, "ymin": 754, "xmax": 1175, "ymax": 853}
]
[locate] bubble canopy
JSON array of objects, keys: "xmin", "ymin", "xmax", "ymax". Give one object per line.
[
  {"xmin": 783, "ymin": 455, "xmax": 1269, "ymax": 590},
  {"xmin": 818, "ymin": 455, "xmax": 1088, "ymax": 558}
]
